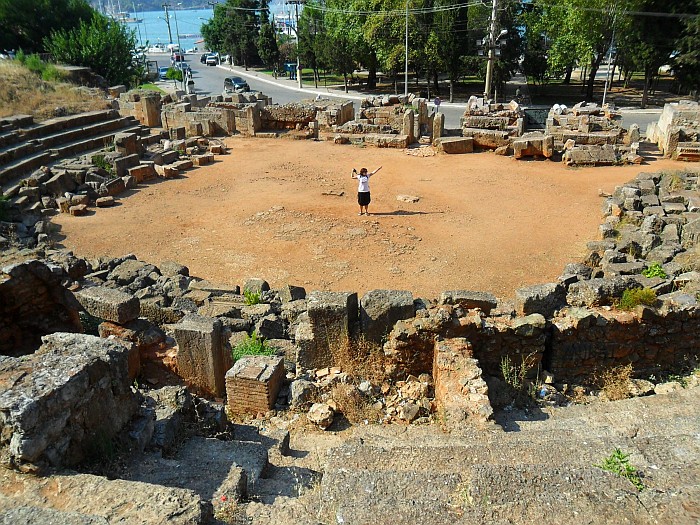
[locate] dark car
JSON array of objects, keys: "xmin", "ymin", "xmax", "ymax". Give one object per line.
[
  {"xmin": 200, "ymin": 53, "xmax": 208, "ymax": 64},
  {"xmin": 158, "ymin": 66, "xmax": 170, "ymax": 81},
  {"xmin": 224, "ymin": 76, "xmax": 249, "ymax": 93}
]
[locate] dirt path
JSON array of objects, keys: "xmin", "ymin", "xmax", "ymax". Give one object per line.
[{"xmin": 52, "ymin": 138, "xmax": 688, "ymax": 300}]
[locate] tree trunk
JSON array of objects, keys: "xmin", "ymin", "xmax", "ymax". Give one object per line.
[
  {"xmin": 585, "ymin": 56, "xmax": 602, "ymax": 101},
  {"xmin": 563, "ymin": 63, "xmax": 573, "ymax": 84},
  {"xmin": 344, "ymin": 73, "xmax": 348, "ymax": 93},
  {"xmin": 432, "ymin": 71, "xmax": 439, "ymax": 95},
  {"xmin": 449, "ymin": 78, "xmax": 454, "ymax": 103},
  {"xmin": 367, "ymin": 52, "xmax": 378, "ymax": 89}
]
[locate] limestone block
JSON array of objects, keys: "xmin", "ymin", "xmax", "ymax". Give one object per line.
[
  {"xmin": 128, "ymin": 163, "xmax": 157, "ymax": 182},
  {"xmin": 563, "ymin": 145, "xmax": 618, "ymax": 166},
  {"xmin": 513, "ymin": 133, "xmax": 554, "ymax": 159},
  {"xmin": 0, "ymin": 333, "xmax": 138, "ymax": 468},
  {"xmin": 173, "ymin": 159, "xmax": 194, "ymax": 170},
  {"xmin": 114, "ymin": 153, "xmax": 140, "ymax": 177},
  {"xmin": 160, "ymin": 260, "xmax": 190, "ymax": 277},
  {"xmin": 114, "ymin": 132, "xmax": 139, "ymax": 156},
  {"xmin": 514, "ymin": 282, "xmax": 566, "ymax": 318},
  {"xmin": 192, "ymin": 153, "xmax": 214, "ymax": 166},
  {"xmin": 461, "ymin": 128, "xmax": 510, "ymax": 149},
  {"xmin": 243, "ymin": 278, "xmax": 270, "ymax": 295},
  {"xmin": 434, "ymin": 136, "xmax": 474, "ymax": 154},
  {"xmin": 438, "ymin": 290, "xmax": 497, "ymax": 314},
  {"xmin": 432, "ymin": 338, "xmax": 492, "ymax": 427},
  {"xmin": 105, "ymin": 177, "xmax": 126, "ymax": 196},
  {"xmin": 173, "ymin": 314, "xmax": 225, "ymax": 397},
  {"xmin": 69, "ymin": 204, "xmax": 88, "ymax": 216},
  {"xmin": 154, "ymin": 163, "xmax": 179, "ymax": 178},
  {"xmin": 226, "ymin": 355, "xmax": 285, "ymax": 416},
  {"xmin": 95, "ymin": 196, "xmax": 115, "ymax": 207},
  {"xmin": 360, "ymin": 289, "xmax": 415, "ymax": 344},
  {"xmin": 566, "ymin": 277, "xmax": 637, "ymax": 307},
  {"xmin": 307, "ymin": 291, "xmax": 358, "ymax": 356},
  {"xmin": 76, "ymin": 286, "xmax": 140, "ymax": 324},
  {"xmin": 70, "ymin": 194, "xmax": 89, "ymax": 206},
  {"xmin": 279, "ymin": 284, "xmax": 306, "ymax": 303},
  {"xmin": 307, "ymin": 402, "xmax": 334, "ymax": 430},
  {"xmin": 44, "ymin": 172, "xmax": 76, "ymax": 196}
]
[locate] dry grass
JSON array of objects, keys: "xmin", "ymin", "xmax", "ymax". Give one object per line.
[
  {"xmin": 0, "ymin": 61, "xmax": 109, "ymax": 122},
  {"xmin": 328, "ymin": 333, "xmax": 387, "ymax": 384},
  {"xmin": 597, "ymin": 364, "xmax": 633, "ymax": 401},
  {"xmin": 329, "ymin": 383, "xmax": 383, "ymax": 424}
]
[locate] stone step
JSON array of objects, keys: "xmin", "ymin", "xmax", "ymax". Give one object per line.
[
  {"xmin": 323, "ymin": 465, "xmax": 654, "ymax": 525},
  {"xmin": 48, "ymin": 123, "xmax": 143, "ymax": 159},
  {"xmin": 0, "ymin": 139, "xmax": 38, "ymax": 167},
  {"xmin": 0, "ymin": 129, "xmax": 21, "ymax": 149},
  {"xmin": 0, "ymin": 150, "xmax": 52, "ymax": 186},
  {"xmin": 18, "ymin": 110, "xmax": 119, "ymax": 141},
  {"xmin": 122, "ymin": 436, "xmax": 269, "ymax": 504},
  {"xmin": 0, "ymin": 468, "xmax": 209, "ymax": 525},
  {"xmin": 34, "ymin": 116, "xmax": 138, "ymax": 150}
]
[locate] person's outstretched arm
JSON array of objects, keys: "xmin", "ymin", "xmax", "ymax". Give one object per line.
[
  {"xmin": 351, "ymin": 168, "xmax": 358, "ymax": 179},
  {"xmin": 371, "ymin": 166, "xmax": 382, "ymax": 175}
]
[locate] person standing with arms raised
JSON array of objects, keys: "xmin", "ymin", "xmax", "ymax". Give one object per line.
[{"xmin": 351, "ymin": 165, "xmax": 382, "ymax": 216}]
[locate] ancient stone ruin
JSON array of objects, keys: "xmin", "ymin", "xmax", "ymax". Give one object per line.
[{"xmin": 647, "ymin": 100, "xmax": 700, "ymax": 161}]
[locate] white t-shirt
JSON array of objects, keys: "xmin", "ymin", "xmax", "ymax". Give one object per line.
[{"xmin": 357, "ymin": 174, "xmax": 370, "ymax": 192}]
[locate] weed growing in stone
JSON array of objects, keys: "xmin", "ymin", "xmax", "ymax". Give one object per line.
[
  {"xmin": 618, "ymin": 288, "xmax": 657, "ymax": 310},
  {"xmin": 243, "ymin": 290, "xmax": 261, "ymax": 305},
  {"xmin": 642, "ymin": 262, "xmax": 667, "ymax": 279},
  {"xmin": 329, "ymin": 335, "xmax": 386, "ymax": 385},
  {"xmin": 231, "ymin": 331, "xmax": 274, "ymax": 363},
  {"xmin": 595, "ymin": 448, "xmax": 644, "ymax": 491},
  {"xmin": 91, "ymin": 154, "xmax": 115, "ymax": 177},
  {"xmin": 597, "ymin": 363, "xmax": 633, "ymax": 401}
]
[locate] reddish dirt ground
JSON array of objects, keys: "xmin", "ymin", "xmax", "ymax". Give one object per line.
[{"xmin": 52, "ymin": 138, "xmax": 689, "ymax": 300}]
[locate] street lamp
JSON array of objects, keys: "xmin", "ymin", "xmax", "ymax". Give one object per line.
[
  {"xmin": 404, "ymin": 0, "xmax": 408, "ymax": 97},
  {"xmin": 173, "ymin": 3, "xmax": 182, "ymax": 54},
  {"xmin": 161, "ymin": 4, "xmax": 173, "ymax": 45}
]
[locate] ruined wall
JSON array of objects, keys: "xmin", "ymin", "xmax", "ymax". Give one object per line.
[
  {"xmin": 0, "ymin": 333, "xmax": 138, "ymax": 470},
  {"xmin": 117, "ymin": 91, "xmax": 163, "ymax": 127},
  {"xmin": 647, "ymin": 101, "xmax": 700, "ymax": 161},
  {"xmin": 161, "ymin": 102, "xmax": 234, "ymax": 137},
  {"xmin": 259, "ymin": 103, "xmax": 317, "ymax": 130},
  {"xmin": 0, "ymin": 260, "xmax": 82, "ymax": 356}
]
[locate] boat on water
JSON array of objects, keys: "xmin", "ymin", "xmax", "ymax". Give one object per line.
[{"xmin": 113, "ymin": 12, "xmax": 143, "ymax": 23}]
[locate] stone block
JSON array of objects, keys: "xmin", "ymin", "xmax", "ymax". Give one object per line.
[
  {"xmin": 513, "ymin": 133, "xmax": 554, "ymax": 159},
  {"xmin": 307, "ymin": 290, "xmax": 358, "ymax": 350},
  {"xmin": 154, "ymin": 164, "xmax": 179, "ymax": 178},
  {"xmin": 563, "ymin": 145, "xmax": 618, "ymax": 166},
  {"xmin": 514, "ymin": 282, "xmax": 566, "ymax": 318},
  {"xmin": 173, "ymin": 314, "xmax": 225, "ymax": 397},
  {"xmin": 95, "ymin": 196, "xmax": 115, "ymax": 207},
  {"xmin": 44, "ymin": 172, "xmax": 76, "ymax": 195},
  {"xmin": 69, "ymin": 204, "xmax": 88, "ymax": 216},
  {"xmin": 76, "ymin": 286, "xmax": 140, "ymax": 324},
  {"xmin": 433, "ymin": 337, "xmax": 492, "ymax": 427},
  {"xmin": 279, "ymin": 284, "xmax": 306, "ymax": 303},
  {"xmin": 114, "ymin": 132, "xmax": 139, "ymax": 156},
  {"xmin": 438, "ymin": 290, "xmax": 498, "ymax": 314},
  {"xmin": 360, "ymin": 289, "xmax": 415, "ymax": 344},
  {"xmin": 114, "ymin": 153, "xmax": 140, "ymax": 177},
  {"xmin": 461, "ymin": 128, "xmax": 510, "ymax": 149},
  {"xmin": 128, "ymin": 163, "xmax": 157, "ymax": 182},
  {"xmin": 566, "ymin": 277, "xmax": 636, "ymax": 307},
  {"xmin": 105, "ymin": 177, "xmax": 126, "ymax": 196},
  {"xmin": 0, "ymin": 333, "xmax": 138, "ymax": 468},
  {"xmin": 243, "ymin": 278, "xmax": 270, "ymax": 295},
  {"xmin": 226, "ymin": 355, "xmax": 285, "ymax": 416},
  {"xmin": 192, "ymin": 153, "xmax": 214, "ymax": 166},
  {"xmin": 434, "ymin": 136, "xmax": 474, "ymax": 154}
]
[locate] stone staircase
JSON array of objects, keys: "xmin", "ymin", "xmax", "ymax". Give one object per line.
[
  {"xmin": 0, "ymin": 110, "xmax": 149, "ymax": 190},
  {"xmin": 238, "ymin": 386, "xmax": 700, "ymax": 525}
]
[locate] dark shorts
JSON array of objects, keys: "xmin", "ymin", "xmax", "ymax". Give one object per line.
[{"xmin": 358, "ymin": 191, "xmax": 371, "ymax": 206}]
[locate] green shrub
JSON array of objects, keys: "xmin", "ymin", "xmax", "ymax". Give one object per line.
[
  {"xmin": 42, "ymin": 64, "xmax": 65, "ymax": 82},
  {"xmin": 618, "ymin": 288, "xmax": 657, "ymax": 310},
  {"xmin": 166, "ymin": 67, "xmax": 183, "ymax": 82},
  {"xmin": 24, "ymin": 54, "xmax": 46, "ymax": 75},
  {"xmin": 243, "ymin": 289, "xmax": 261, "ymax": 305},
  {"xmin": 595, "ymin": 449, "xmax": 644, "ymax": 491},
  {"xmin": 232, "ymin": 331, "xmax": 275, "ymax": 363},
  {"xmin": 642, "ymin": 262, "xmax": 667, "ymax": 279},
  {"xmin": 14, "ymin": 49, "xmax": 26, "ymax": 64},
  {"xmin": 91, "ymin": 154, "xmax": 114, "ymax": 176}
]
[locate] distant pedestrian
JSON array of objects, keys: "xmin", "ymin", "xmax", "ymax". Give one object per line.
[{"xmin": 351, "ymin": 165, "xmax": 382, "ymax": 215}]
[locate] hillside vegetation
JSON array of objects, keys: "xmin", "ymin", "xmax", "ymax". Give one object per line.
[{"xmin": 0, "ymin": 60, "xmax": 109, "ymax": 122}]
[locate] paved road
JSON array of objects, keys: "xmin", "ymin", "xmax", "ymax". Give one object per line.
[{"xmin": 150, "ymin": 54, "xmax": 662, "ymax": 132}]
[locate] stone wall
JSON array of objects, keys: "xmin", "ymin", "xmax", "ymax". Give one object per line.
[
  {"xmin": 0, "ymin": 260, "xmax": 82, "ymax": 356},
  {"xmin": 0, "ymin": 333, "xmax": 138, "ymax": 470},
  {"xmin": 117, "ymin": 91, "xmax": 163, "ymax": 127}
]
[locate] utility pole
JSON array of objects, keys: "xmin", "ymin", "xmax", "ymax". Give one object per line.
[
  {"xmin": 287, "ymin": 0, "xmax": 304, "ymax": 89},
  {"xmin": 484, "ymin": 0, "xmax": 498, "ymax": 101},
  {"xmin": 162, "ymin": 3, "xmax": 173, "ymax": 45}
]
